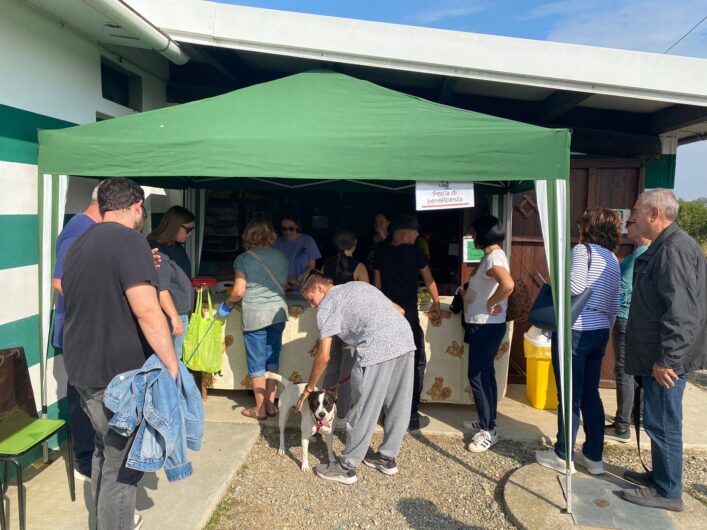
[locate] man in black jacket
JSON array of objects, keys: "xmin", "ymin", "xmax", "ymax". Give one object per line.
[{"xmin": 621, "ymin": 189, "xmax": 707, "ymax": 512}]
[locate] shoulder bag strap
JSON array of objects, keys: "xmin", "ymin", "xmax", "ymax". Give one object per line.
[
  {"xmin": 246, "ymin": 250, "xmax": 285, "ymax": 295},
  {"xmin": 583, "ymin": 242, "xmax": 592, "ymax": 271},
  {"xmin": 633, "ymin": 376, "xmax": 651, "ymax": 473}
]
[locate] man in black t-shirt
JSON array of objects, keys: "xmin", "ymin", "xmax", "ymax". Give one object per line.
[
  {"xmin": 374, "ymin": 214, "xmax": 441, "ymax": 432},
  {"xmin": 63, "ymin": 178, "xmax": 178, "ymax": 530}
]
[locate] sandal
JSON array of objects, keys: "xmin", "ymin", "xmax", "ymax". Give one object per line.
[{"xmin": 241, "ymin": 407, "xmax": 267, "ymax": 421}]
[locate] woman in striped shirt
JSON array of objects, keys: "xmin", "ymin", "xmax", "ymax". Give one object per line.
[{"xmin": 536, "ymin": 208, "xmax": 621, "ymax": 475}]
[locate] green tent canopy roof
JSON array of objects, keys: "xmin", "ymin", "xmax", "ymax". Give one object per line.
[{"xmin": 39, "ymin": 70, "xmax": 569, "ymax": 185}]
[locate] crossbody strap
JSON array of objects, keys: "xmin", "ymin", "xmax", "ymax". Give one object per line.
[
  {"xmin": 583, "ymin": 242, "xmax": 592, "ymax": 271},
  {"xmin": 246, "ymin": 250, "xmax": 285, "ymax": 295},
  {"xmin": 633, "ymin": 376, "xmax": 651, "ymax": 473}
]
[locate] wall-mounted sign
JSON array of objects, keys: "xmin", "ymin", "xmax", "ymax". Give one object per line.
[
  {"xmin": 415, "ymin": 181, "xmax": 474, "ymax": 211},
  {"xmin": 611, "ymin": 208, "xmax": 632, "ymax": 234},
  {"xmin": 463, "ymin": 236, "xmax": 485, "ymax": 263}
]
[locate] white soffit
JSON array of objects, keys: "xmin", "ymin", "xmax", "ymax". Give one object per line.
[{"xmin": 127, "ymin": 0, "xmax": 707, "ymax": 108}]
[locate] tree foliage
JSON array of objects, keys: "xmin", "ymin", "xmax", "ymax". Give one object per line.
[{"xmin": 678, "ymin": 198, "xmax": 707, "ymax": 255}]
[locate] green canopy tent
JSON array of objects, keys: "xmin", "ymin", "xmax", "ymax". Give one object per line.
[{"xmin": 37, "ymin": 70, "xmax": 575, "ymax": 510}]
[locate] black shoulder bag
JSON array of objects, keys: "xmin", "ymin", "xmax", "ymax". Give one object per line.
[{"xmin": 527, "ymin": 243, "xmax": 594, "ymax": 332}]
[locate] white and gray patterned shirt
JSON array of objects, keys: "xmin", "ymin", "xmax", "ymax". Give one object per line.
[{"xmin": 316, "ymin": 282, "xmax": 415, "ymax": 367}]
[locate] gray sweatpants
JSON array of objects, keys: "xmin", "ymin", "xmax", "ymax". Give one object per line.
[
  {"xmin": 323, "ymin": 336, "xmax": 356, "ymax": 418},
  {"xmin": 340, "ymin": 351, "xmax": 414, "ymax": 469}
]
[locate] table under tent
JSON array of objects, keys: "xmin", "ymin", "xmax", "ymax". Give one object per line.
[{"xmin": 38, "ymin": 70, "xmax": 577, "ymax": 510}]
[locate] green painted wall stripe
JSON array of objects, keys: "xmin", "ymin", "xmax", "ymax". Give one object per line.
[
  {"xmin": 0, "ymin": 315, "xmax": 41, "ymax": 366},
  {"xmin": 0, "ymin": 103, "xmax": 75, "ymax": 165},
  {"xmin": 0, "ymin": 314, "xmax": 58, "ymax": 367},
  {"xmin": 0, "ymin": 136, "xmax": 39, "ymax": 165},
  {"xmin": 0, "ymin": 214, "xmax": 38, "ymax": 269}
]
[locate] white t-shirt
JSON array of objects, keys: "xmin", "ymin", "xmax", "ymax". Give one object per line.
[{"xmin": 464, "ymin": 249, "xmax": 510, "ymax": 324}]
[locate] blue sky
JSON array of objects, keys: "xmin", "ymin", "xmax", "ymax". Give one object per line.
[{"xmin": 214, "ymin": 0, "xmax": 706, "ymax": 200}]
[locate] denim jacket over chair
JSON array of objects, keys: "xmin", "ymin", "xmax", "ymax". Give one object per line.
[{"xmin": 103, "ymin": 355, "xmax": 204, "ymax": 481}]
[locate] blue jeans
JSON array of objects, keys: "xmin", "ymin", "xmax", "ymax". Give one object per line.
[
  {"xmin": 642, "ymin": 375, "xmax": 686, "ymax": 499},
  {"xmin": 172, "ymin": 313, "xmax": 190, "ymax": 360},
  {"xmin": 243, "ymin": 321, "xmax": 286, "ymax": 377},
  {"xmin": 467, "ymin": 322, "xmax": 507, "ymax": 432},
  {"xmin": 551, "ymin": 328, "xmax": 609, "ymax": 461}
]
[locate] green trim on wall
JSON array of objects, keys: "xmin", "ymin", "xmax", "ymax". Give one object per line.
[
  {"xmin": 0, "ymin": 214, "xmax": 39, "ymax": 269},
  {"xmin": 0, "ymin": 104, "xmax": 74, "ymax": 164},
  {"xmin": 645, "ymin": 154, "xmax": 676, "ymax": 189},
  {"xmin": 0, "ymin": 136, "xmax": 39, "ymax": 165},
  {"xmin": 0, "ymin": 315, "xmax": 40, "ymax": 366}
]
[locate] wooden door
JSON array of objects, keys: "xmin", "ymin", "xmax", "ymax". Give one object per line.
[{"xmin": 508, "ymin": 160, "xmax": 644, "ymax": 387}]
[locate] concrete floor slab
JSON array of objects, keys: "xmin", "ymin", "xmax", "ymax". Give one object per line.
[
  {"xmin": 504, "ymin": 463, "xmax": 706, "ymax": 530},
  {"xmin": 0, "ymin": 421, "xmax": 259, "ymax": 530},
  {"xmin": 208, "ymin": 383, "xmax": 707, "ymax": 451},
  {"xmin": 2, "ymin": 382, "xmax": 704, "ymax": 529}
]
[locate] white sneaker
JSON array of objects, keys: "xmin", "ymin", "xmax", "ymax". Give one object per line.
[
  {"xmin": 535, "ymin": 449, "xmax": 576, "ymax": 474},
  {"xmin": 74, "ymin": 469, "xmax": 92, "ymax": 484},
  {"xmin": 134, "ymin": 514, "xmax": 143, "ymax": 530},
  {"xmin": 466, "ymin": 430, "xmax": 497, "ymax": 453},
  {"xmin": 462, "ymin": 420, "xmax": 481, "ymax": 431},
  {"xmin": 574, "ymin": 452, "xmax": 605, "ymax": 475}
]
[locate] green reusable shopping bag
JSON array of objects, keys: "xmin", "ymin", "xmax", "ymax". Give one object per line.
[{"xmin": 183, "ymin": 289, "xmax": 223, "ymax": 374}]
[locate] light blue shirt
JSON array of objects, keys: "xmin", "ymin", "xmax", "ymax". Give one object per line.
[
  {"xmin": 618, "ymin": 245, "xmax": 649, "ymax": 320},
  {"xmin": 274, "ymin": 234, "xmax": 321, "ymax": 284},
  {"xmin": 233, "ymin": 248, "xmax": 289, "ymax": 331}
]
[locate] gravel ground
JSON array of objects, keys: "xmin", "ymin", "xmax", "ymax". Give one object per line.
[{"xmin": 205, "ymin": 427, "xmax": 707, "ymax": 530}]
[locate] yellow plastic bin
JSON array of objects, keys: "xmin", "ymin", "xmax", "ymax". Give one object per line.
[{"xmin": 524, "ymin": 327, "xmax": 559, "ymax": 410}]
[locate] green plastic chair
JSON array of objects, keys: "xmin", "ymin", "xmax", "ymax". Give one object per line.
[{"xmin": 0, "ymin": 347, "xmax": 75, "ymax": 530}]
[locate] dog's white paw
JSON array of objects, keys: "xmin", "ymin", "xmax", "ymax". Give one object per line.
[
  {"xmin": 278, "ymin": 448, "xmax": 285, "ymax": 456},
  {"xmin": 301, "ymin": 463, "xmax": 311, "ymax": 473}
]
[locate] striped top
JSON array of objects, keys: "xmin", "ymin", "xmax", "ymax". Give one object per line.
[{"xmin": 571, "ymin": 243, "xmax": 621, "ymax": 331}]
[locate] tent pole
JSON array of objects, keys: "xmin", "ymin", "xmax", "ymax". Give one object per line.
[
  {"xmin": 558, "ymin": 177, "xmax": 573, "ymax": 514},
  {"xmin": 534, "ymin": 179, "xmax": 572, "ymax": 513}
]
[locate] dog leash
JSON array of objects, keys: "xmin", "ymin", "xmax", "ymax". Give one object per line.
[
  {"xmin": 325, "ymin": 374, "xmax": 351, "ymax": 391},
  {"xmin": 633, "ymin": 376, "xmax": 651, "ymax": 473}
]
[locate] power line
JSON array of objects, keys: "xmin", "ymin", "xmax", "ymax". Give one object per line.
[{"xmin": 664, "ymin": 15, "xmax": 707, "ymax": 54}]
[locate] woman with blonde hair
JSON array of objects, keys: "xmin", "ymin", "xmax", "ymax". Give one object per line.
[
  {"xmin": 147, "ymin": 205, "xmax": 195, "ymax": 358},
  {"xmin": 226, "ymin": 218, "xmax": 289, "ymax": 420},
  {"xmin": 536, "ymin": 207, "xmax": 621, "ymax": 475}
]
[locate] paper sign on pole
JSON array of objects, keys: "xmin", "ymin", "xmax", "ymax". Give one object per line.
[
  {"xmin": 415, "ymin": 181, "xmax": 474, "ymax": 211},
  {"xmin": 463, "ymin": 236, "xmax": 485, "ymax": 263}
]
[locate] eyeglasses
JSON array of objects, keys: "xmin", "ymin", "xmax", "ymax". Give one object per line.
[
  {"xmin": 181, "ymin": 224, "xmax": 195, "ymax": 234},
  {"xmin": 281, "ymin": 226, "xmax": 297, "ymax": 232}
]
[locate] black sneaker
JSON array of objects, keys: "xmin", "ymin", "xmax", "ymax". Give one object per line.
[
  {"xmin": 623, "ymin": 469, "xmax": 655, "ymax": 488},
  {"xmin": 363, "ymin": 452, "xmax": 398, "ymax": 475},
  {"xmin": 314, "ymin": 461, "xmax": 358, "ymax": 485},
  {"xmin": 605, "ymin": 424, "xmax": 631, "ymax": 443}
]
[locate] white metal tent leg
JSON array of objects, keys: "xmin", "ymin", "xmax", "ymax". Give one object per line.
[
  {"xmin": 39, "ymin": 173, "xmax": 68, "ymax": 459},
  {"xmin": 535, "ymin": 179, "xmax": 572, "ymax": 513}
]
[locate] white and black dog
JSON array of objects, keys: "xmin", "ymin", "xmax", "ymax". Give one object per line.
[{"xmin": 264, "ymin": 372, "xmax": 337, "ymax": 472}]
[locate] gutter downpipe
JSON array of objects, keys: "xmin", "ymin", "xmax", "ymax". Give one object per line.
[{"xmin": 83, "ymin": 0, "xmax": 190, "ymax": 65}]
